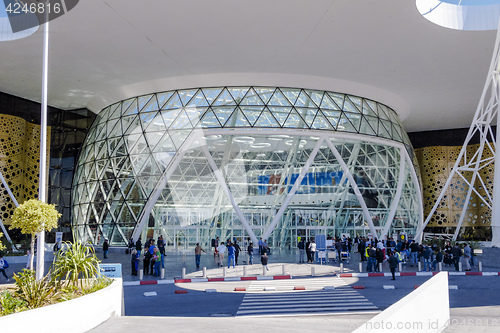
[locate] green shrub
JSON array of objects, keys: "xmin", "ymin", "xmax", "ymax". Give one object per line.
[
  {"xmin": 0, "ymin": 290, "xmax": 27, "ymax": 316},
  {"xmin": 50, "ymin": 241, "xmax": 102, "ymax": 289},
  {"xmin": 13, "ymin": 269, "xmax": 61, "ymax": 309}
]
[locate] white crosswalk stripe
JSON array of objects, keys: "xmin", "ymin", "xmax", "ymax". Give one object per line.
[
  {"xmin": 246, "ymin": 277, "xmax": 348, "ymax": 292},
  {"xmin": 237, "ymin": 278, "xmax": 377, "ymax": 316}
]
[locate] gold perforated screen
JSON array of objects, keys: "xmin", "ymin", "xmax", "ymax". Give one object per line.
[
  {"xmin": 415, "ymin": 144, "xmax": 493, "ymax": 227},
  {"xmin": 0, "ymin": 114, "xmax": 50, "ymax": 225}
]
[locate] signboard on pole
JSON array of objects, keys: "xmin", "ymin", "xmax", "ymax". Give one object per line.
[{"xmin": 99, "ymin": 263, "xmax": 122, "ymax": 278}]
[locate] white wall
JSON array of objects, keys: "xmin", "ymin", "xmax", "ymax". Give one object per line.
[
  {"xmin": 0, "ymin": 278, "xmax": 123, "ymax": 333},
  {"xmin": 353, "ymin": 272, "xmax": 450, "ymax": 332}
]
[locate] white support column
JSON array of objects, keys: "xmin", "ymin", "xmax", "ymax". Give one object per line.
[
  {"xmin": 261, "ymin": 138, "xmax": 325, "ymax": 241},
  {"xmin": 36, "ymin": 16, "xmax": 49, "ymax": 281},
  {"xmin": 324, "ymin": 138, "xmax": 379, "ymax": 239},
  {"xmin": 380, "ymin": 148, "xmax": 406, "ymax": 240},
  {"xmin": 200, "ymin": 144, "xmax": 259, "ymax": 247},
  {"xmin": 131, "ymin": 130, "xmax": 200, "ymax": 242}
]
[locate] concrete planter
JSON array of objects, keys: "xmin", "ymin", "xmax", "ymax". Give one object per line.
[{"xmin": 0, "ymin": 278, "xmax": 123, "ymax": 333}]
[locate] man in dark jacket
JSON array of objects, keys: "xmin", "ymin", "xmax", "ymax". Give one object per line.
[
  {"xmin": 388, "ymin": 251, "xmax": 398, "ymax": 280},
  {"xmin": 103, "ymin": 238, "xmax": 109, "ymax": 259},
  {"xmin": 452, "ymin": 244, "xmax": 462, "ymax": 271},
  {"xmin": 135, "ymin": 237, "xmax": 142, "ymax": 257}
]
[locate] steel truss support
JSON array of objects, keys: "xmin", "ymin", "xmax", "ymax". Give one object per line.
[{"xmin": 418, "ymin": 20, "xmax": 500, "ymax": 246}]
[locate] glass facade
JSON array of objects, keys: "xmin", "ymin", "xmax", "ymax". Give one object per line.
[{"xmin": 72, "ymin": 86, "xmax": 422, "ymax": 248}]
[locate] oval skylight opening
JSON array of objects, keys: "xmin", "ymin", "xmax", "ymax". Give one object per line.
[{"xmin": 416, "ymin": 0, "xmax": 500, "ymax": 30}]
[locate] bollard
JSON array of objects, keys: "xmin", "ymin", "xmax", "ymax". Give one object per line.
[
  {"xmin": 161, "ymin": 268, "xmax": 165, "ymax": 279},
  {"xmin": 418, "ymin": 262, "xmax": 422, "ymax": 272},
  {"xmin": 263, "ymin": 266, "xmax": 267, "ymax": 276},
  {"xmin": 379, "ymin": 263, "xmax": 383, "ymax": 272},
  {"xmin": 398, "ymin": 262, "xmax": 402, "ymax": 272},
  {"xmin": 311, "ymin": 266, "xmax": 316, "ymax": 277},
  {"xmin": 459, "ymin": 262, "xmax": 462, "ymax": 272},
  {"xmin": 243, "ymin": 266, "xmax": 247, "ymax": 276},
  {"xmin": 182, "ymin": 267, "xmax": 186, "ymax": 279},
  {"xmin": 139, "ymin": 269, "xmax": 143, "ymax": 280},
  {"xmin": 223, "ymin": 267, "xmax": 227, "ymax": 277},
  {"xmin": 479, "ymin": 261, "xmax": 483, "ymax": 272},
  {"xmin": 340, "ymin": 263, "xmax": 344, "ymax": 273},
  {"xmin": 439, "ymin": 262, "xmax": 443, "ymax": 272},
  {"xmin": 282, "ymin": 264, "xmax": 286, "ymax": 275},
  {"xmin": 203, "ymin": 267, "xmax": 207, "ymax": 278},
  {"xmin": 359, "ymin": 262, "xmax": 363, "ymax": 272}
]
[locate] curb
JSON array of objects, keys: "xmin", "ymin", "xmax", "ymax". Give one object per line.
[
  {"xmin": 338, "ymin": 271, "xmax": 499, "ymax": 278},
  {"xmin": 122, "ymin": 271, "xmax": 500, "ymax": 286},
  {"xmin": 123, "ymin": 274, "xmax": 291, "ymax": 286}
]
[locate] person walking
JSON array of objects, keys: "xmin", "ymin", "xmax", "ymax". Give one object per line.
[
  {"xmin": 388, "ymin": 251, "xmax": 398, "ymax": 280},
  {"xmin": 217, "ymin": 241, "xmax": 226, "ymax": 267},
  {"xmin": 247, "ymin": 242, "xmax": 254, "ymax": 265},
  {"xmin": 261, "ymin": 251, "xmax": 269, "ymax": 271},
  {"xmin": 103, "ymin": 238, "xmax": 109, "ymax": 259},
  {"xmin": 0, "ymin": 255, "xmax": 9, "ymax": 282},
  {"xmin": 305, "ymin": 239, "xmax": 312, "ymax": 263},
  {"xmin": 194, "ymin": 243, "xmax": 206, "ymax": 269},
  {"xmin": 227, "ymin": 242, "xmax": 236, "ymax": 268},
  {"xmin": 298, "ymin": 238, "xmax": 305, "ymax": 263}
]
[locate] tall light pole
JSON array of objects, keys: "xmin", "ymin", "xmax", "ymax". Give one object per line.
[{"xmin": 36, "ymin": 13, "xmax": 49, "ymax": 281}]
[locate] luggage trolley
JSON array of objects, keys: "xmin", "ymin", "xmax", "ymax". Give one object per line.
[{"xmin": 340, "ymin": 243, "xmax": 350, "ymax": 264}]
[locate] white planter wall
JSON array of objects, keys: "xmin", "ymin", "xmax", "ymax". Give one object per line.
[{"xmin": 0, "ymin": 278, "xmax": 123, "ymax": 333}]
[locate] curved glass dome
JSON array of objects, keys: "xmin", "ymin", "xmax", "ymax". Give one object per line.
[{"xmin": 72, "ymin": 87, "xmax": 423, "ymax": 248}]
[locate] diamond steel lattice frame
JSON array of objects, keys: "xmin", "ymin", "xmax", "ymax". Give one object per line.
[
  {"xmin": 71, "ymin": 87, "xmax": 423, "ymax": 248},
  {"xmin": 418, "ymin": 20, "xmax": 500, "ymax": 246}
]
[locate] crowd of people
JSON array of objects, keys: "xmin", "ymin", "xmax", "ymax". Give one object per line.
[
  {"xmin": 354, "ymin": 237, "xmax": 475, "ymax": 274},
  {"xmin": 121, "ymin": 234, "xmax": 476, "ymax": 278}
]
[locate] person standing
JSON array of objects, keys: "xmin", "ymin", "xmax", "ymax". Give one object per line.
[
  {"xmin": 135, "ymin": 237, "xmax": 142, "ymax": 258},
  {"xmin": 194, "ymin": 243, "xmax": 205, "ymax": 269},
  {"xmin": 152, "ymin": 247, "xmax": 161, "ymax": 276},
  {"xmin": 422, "ymin": 245, "xmax": 432, "ymax": 272},
  {"xmin": 305, "ymin": 239, "xmax": 311, "ymax": 263},
  {"xmin": 247, "ymin": 242, "xmax": 254, "ymax": 265},
  {"xmin": 409, "ymin": 241, "xmax": 419, "ymax": 267},
  {"xmin": 131, "ymin": 249, "xmax": 139, "ymax": 276},
  {"xmin": 309, "ymin": 239, "xmax": 317, "ymax": 263},
  {"xmin": 298, "ymin": 238, "xmax": 305, "ymax": 263},
  {"xmin": 388, "ymin": 251, "xmax": 398, "ymax": 280},
  {"xmin": 103, "ymin": 238, "xmax": 109, "ymax": 259},
  {"xmin": 432, "ymin": 248, "xmax": 443, "ymax": 271},
  {"xmin": 217, "ymin": 241, "xmax": 226, "ymax": 267},
  {"xmin": 335, "ymin": 238, "xmax": 343, "ymax": 262},
  {"xmin": 234, "ymin": 241, "xmax": 241, "ymax": 265},
  {"xmin": 0, "ymin": 255, "xmax": 9, "ymax": 282},
  {"xmin": 452, "ymin": 243, "xmax": 463, "ymax": 271},
  {"xmin": 358, "ymin": 238, "xmax": 366, "ymax": 262},
  {"xmin": 258, "ymin": 238, "xmax": 264, "ymax": 255},
  {"xmin": 227, "ymin": 242, "xmax": 236, "ymax": 268},
  {"xmin": 463, "ymin": 243, "xmax": 472, "ymax": 271}
]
